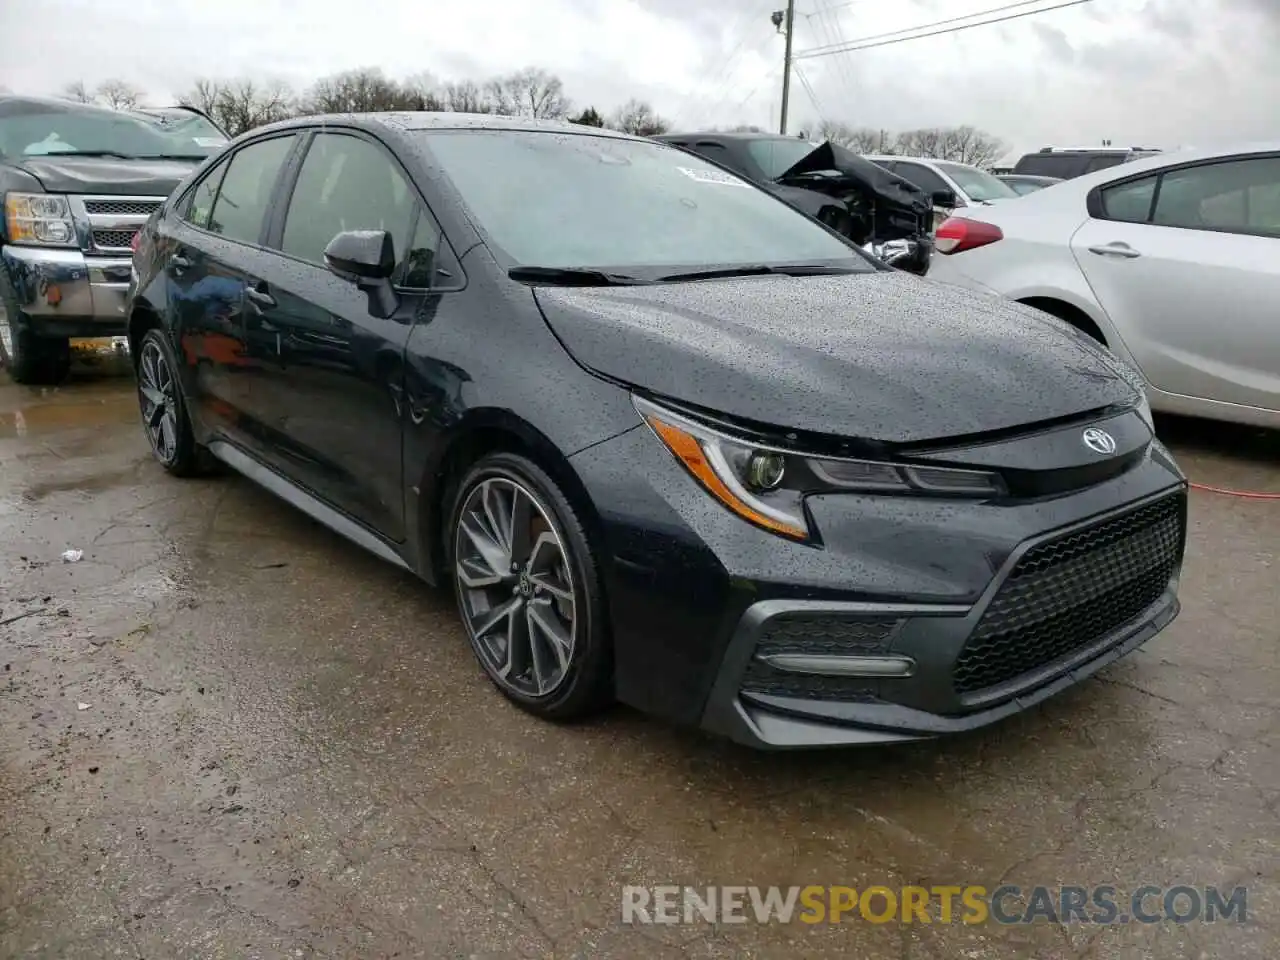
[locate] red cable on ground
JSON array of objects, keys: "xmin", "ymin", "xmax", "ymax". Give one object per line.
[{"xmin": 1189, "ymin": 482, "xmax": 1280, "ymax": 500}]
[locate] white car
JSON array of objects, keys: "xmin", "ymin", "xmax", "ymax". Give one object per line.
[
  {"xmin": 927, "ymin": 143, "xmax": 1280, "ymax": 430},
  {"xmin": 865, "ymin": 156, "xmax": 1020, "ymax": 229}
]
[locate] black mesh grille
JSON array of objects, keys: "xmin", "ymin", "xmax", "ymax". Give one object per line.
[
  {"xmin": 84, "ymin": 199, "xmax": 161, "ymax": 216},
  {"xmin": 740, "ymin": 615, "xmax": 897, "ymax": 701},
  {"xmin": 953, "ymin": 493, "xmax": 1184, "ymax": 695},
  {"xmin": 92, "ymin": 228, "xmax": 139, "ymax": 250}
]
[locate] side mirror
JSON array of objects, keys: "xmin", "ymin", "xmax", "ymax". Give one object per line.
[
  {"xmin": 931, "ymin": 189, "xmax": 959, "ymax": 208},
  {"xmin": 324, "ymin": 229, "xmax": 398, "ymax": 318}
]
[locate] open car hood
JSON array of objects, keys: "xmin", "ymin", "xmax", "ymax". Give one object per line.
[{"xmin": 776, "ymin": 141, "xmax": 932, "ymax": 217}]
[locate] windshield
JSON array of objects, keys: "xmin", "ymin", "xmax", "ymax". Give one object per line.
[
  {"xmin": 418, "ymin": 130, "xmax": 874, "ymax": 275},
  {"xmin": 933, "ymin": 161, "xmax": 1019, "ymax": 202},
  {"xmin": 744, "ymin": 137, "xmax": 824, "ymax": 180},
  {"xmin": 0, "ymin": 104, "xmax": 227, "ymax": 160}
]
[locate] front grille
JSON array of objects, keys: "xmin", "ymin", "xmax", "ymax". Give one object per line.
[
  {"xmin": 952, "ymin": 493, "xmax": 1184, "ymax": 695},
  {"xmin": 92, "ymin": 228, "xmax": 139, "ymax": 250},
  {"xmin": 740, "ymin": 615, "xmax": 897, "ymax": 702},
  {"xmin": 84, "ymin": 198, "xmax": 161, "ymax": 216}
]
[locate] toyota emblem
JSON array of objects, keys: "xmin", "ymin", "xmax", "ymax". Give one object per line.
[{"xmin": 1082, "ymin": 427, "xmax": 1117, "ymax": 455}]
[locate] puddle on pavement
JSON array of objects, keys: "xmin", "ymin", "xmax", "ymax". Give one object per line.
[{"xmin": 0, "ymin": 386, "xmax": 138, "ymax": 438}]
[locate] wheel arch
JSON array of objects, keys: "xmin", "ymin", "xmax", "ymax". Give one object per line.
[
  {"xmin": 1016, "ymin": 295, "xmax": 1109, "ymax": 346},
  {"xmin": 416, "ymin": 410, "xmax": 611, "ymax": 589}
]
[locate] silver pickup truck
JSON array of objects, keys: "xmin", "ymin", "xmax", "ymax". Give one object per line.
[{"xmin": 1, "ymin": 97, "xmax": 226, "ymax": 383}]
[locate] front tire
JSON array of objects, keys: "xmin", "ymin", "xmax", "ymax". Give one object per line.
[
  {"xmin": 1, "ymin": 294, "xmax": 70, "ymax": 385},
  {"xmin": 447, "ymin": 453, "xmax": 613, "ymax": 720},
  {"xmin": 135, "ymin": 328, "xmax": 212, "ymax": 477}
]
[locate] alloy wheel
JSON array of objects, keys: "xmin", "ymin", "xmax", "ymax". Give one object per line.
[
  {"xmin": 0, "ymin": 310, "xmax": 14, "ymax": 368},
  {"xmin": 454, "ymin": 476, "xmax": 577, "ymax": 698},
  {"xmin": 137, "ymin": 340, "xmax": 179, "ymax": 464}
]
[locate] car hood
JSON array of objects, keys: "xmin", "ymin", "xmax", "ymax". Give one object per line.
[
  {"xmin": 777, "ymin": 141, "xmax": 932, "ymax": 217},
  {"xmin": 14, "ymin": 155, "xmax": 201, "ymax": 195},
  {"xmin": 534, "ymin": 273, "xmax": 1140, "ymax": 445}
]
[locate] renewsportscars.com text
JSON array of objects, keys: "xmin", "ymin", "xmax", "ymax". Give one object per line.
[{"xmin": 621, "ymin": 884, "xmax": 1248, "ymax": 925}]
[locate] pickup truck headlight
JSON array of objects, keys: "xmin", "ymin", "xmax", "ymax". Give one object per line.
[
  {"xmin": 635, "ymin": 395, "xmax": 1006, "ymax": 542},
  {"xmin": 4, "ymin": 192, "xmax": 77, "ymax": 247}
]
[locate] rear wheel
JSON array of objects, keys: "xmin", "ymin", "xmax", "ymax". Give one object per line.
[
  {"xmin": 135, "ymin": 328, "xmax": 213, "ymax": 477},
  {"xmin": 448, "ymin": 453, "xmax": 612, "ymax": 720}
]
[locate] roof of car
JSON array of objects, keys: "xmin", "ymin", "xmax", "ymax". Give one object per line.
[
  {"xmin": 0, "ymin": 94, "xmax": 125, "ymax": 118},
  {"xmin": 657, "ymin": 131, "xmax": 794, "ymax": 141},
  {"xmin": 254, "ymin": 111, "xmax": 644, "ymax": 140}
]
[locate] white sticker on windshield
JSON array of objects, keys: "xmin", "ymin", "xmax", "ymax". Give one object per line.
[
  {"xmin": 677, "ymin": 166, "xmax": 749, "ymax": 187},
  {"xmin": 193, "ymin": 137, "xmax": 228, "ymax": 147}
]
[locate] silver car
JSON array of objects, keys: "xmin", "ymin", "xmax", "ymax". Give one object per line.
[{"xmin": 926, "ymin": 143, "xmax": 1280, "ymax": 430}]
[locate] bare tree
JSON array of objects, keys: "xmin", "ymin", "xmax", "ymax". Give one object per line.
[
  {"xmin": 442, "ymin": 80, "xmax": 491, "ymax": 114},
  {"xmin": 819, "ymin": 121, "xmax": 891, "ymax": 153},
  {"xmin": 62, "ymin": 80, "xmax": 96, "ymax": 104},
  {"xmin": 939, "ymin": 125, "xmax": 1006, "ymax": 169},
  {"xmin": 96, "ymin": 79, "xmax": 142, "ymax": 110},
  {"xmin": 303, "ymin": 67, "xmax": 412, "ymax": 114},
  {"xmin": 401, "ymin": 72, "xmax": 445, "ymax": 111},
  {"xmin": 215, "ymin": 80, "xmax": 295, "ymax": 136},
  {"xmin": 487, "ymin": 68, "xmax": 569, "ymax": 119},
  {"xmin": 608, "ymin": 99, "xmax": 669, "ymax": 136},
  {"xmin": 179, "ymin": 79, "xmax": 223, "ymax": 118}
]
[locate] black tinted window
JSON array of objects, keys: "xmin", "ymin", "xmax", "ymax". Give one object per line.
[
  {"xmin": 892, "ymin": 162, "xmax": 949, "ymax": 196},
  {"xmin": 184, "ymin": 158, "xmax": 229, "ymax": 229},
  {"xmin": 400, "ymin": 212, "xmax": 441, "ymax": 288},
  {"xmin": 1015, "ymin": 154, "xmax": 1077, "ymax": 177},
  {"xmin": 1153, "ymin": 157, "xmax": 1280, "ymax": 235},
  {"xmin": 208, "ymin": 135, "xmax": 296, "ymax": 244},
  {"xmin": 1086, "ymin": 155, "xmax": 1127, "ymax": 173},
  {"xmin": 281, "ymin": 133, "xmax": 415, "ymax": 269},
  {"xmin": 1100, "ymin": 175, "xmax": 1158, "ymax": 222}
]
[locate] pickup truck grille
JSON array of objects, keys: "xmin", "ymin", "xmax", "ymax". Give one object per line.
[
  {"xmin": 83, "ymin": 198, "xmax": 162, "ymax": 217},
  {"xmin": 69, "ymin": 194, "xmax": 166, "ymax": 254}
]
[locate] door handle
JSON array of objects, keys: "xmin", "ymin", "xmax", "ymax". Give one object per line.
[
  {"xmin": 169, "ymin": 254, "xmax": 192, "ymax": 271},
  {"xmin": 1087, "ymin": 243, "xmax": 1142, "ymax": 259},
  {"xmin": 245, "ymin": 287, "xmax": 276, "ymax": 308}
]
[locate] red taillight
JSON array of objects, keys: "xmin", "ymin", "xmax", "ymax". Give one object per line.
[
  {"xmin": 935, "ymin": 217, "xmax": 1003, "ymax": 254},
  {"xmin": 130, "ymin": 230, "xmax": 142, "ymax": 253}
]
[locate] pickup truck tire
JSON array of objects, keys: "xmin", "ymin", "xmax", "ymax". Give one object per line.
[{"xmin": 0, "ymin": 276, "xmax": 71, "ymax": 385}]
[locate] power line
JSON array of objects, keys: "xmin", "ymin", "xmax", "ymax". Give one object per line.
[
  {"xmin": 811, "ymin": 0, "xmax": 859, "ymax": 108},
  {"xmin": 797, "ymin": 0, "xmax": 1056, "ymax": 57},
  {"xmin": 792, "ymin": 63, "xmax": 827, "ymax": 126},
  {"xmin": 794, "ymin": 0, "xmax": 1094, "ymax": 60}
]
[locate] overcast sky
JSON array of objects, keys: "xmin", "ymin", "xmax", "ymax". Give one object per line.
[{"xmin": 2, "ymin": 0, "xmax": 1277, "ymax": 161}]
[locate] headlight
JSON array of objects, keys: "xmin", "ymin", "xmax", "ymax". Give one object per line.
[
  {"xmin": 4, "ymin": 192, "xmax": 77, "ymax": 247},
  {"xmin": 635, "ymin": 396, "xmax": 1005, "ymax": 542}
]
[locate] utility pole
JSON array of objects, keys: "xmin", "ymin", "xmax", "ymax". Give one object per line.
[{"xmin": 772, "ymin": 1, "xmax": 796, "ymax": 136}]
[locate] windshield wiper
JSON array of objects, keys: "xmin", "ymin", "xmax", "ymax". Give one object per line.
[
  {"xmin": 657, "ymin": 263, "xmax": 862, "ymax": 282},
  {"xmin": 24, "ymin": 150, "xmax": 135, "ymax": 160},
  {"xmin": 508, "ymin": 266, "xmax": 652, "ymax": 286},
  {"xmin": 134, "ymin": 154, "xmax": 213, "ymax": 160}
]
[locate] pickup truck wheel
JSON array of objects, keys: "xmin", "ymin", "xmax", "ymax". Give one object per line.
[{"xmin": 1, "ymin": 304, "xmax": 71, "ymax": 386}]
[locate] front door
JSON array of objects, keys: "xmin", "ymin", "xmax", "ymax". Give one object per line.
[
  {"xmin": 241, "ymin": 130, "xmax": 438, "ymax": 541},
  {"xmin": 1071, "ymin": 155, "xmax": 1280, "ymax": 413}
]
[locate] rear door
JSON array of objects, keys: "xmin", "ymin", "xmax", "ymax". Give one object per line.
[
  {"xmin": 164, "ymin": 133, "xmax": 299, "ymax": 449},
  {"xmin": 1070, "ymin": 154, "xmax": 1280, "ymax": 412},
  {"xmin": 237, "ymin": 129, "xmax": 461, "ymax": 541}
]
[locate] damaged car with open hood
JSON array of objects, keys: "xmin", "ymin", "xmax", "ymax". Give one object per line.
[{"xmin": 654, "ymin": 131, "xmax": 938, "ymax": 275}]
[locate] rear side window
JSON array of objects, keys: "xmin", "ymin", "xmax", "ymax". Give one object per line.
[
  {"xmin": 183, "ymin": 157, "xmax": 229, "ymax": 229},
  {"xmin": 281, "ymin": 133, "xmax": 416, "ymax": 272},
  {"xmin": 892, "ymin": 162, "xmax": 950, "ymax": 197},
  {"xmin": 208, "ymin": 135, "xmax": 296, "ymax": 244},
  {"xmin": 1152, "ymin": 157, "xmax": 1280, "ymax": 235},
  {"xmin": 1086, "ymin": 155, "xmax": 1127, "ymax": 173},
  {"xmin": 1015, "ymin": 154, "xmax": 1079, "ymax": 178},
  {"xmin": 1100, "ymin": 175, "xmax": 1158, "ymax": 223}
]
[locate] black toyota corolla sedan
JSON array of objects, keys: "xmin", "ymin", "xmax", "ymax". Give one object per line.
[{"xmin": 126, "ymin": 113, "xmax": 1187, "ymax": 749}]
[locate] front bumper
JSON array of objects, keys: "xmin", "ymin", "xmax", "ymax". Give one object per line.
[
  {"xmin": 569, "ymin": 427, "xmax": 1187, "ymax": 749},
  {"xmin": 1, "ymin": 245, "xmax": 132, "ymax": 336}
]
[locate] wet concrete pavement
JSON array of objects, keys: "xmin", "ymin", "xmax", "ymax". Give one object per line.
[{"xmin": 1, "ymin": 353, "xmax": 1277, "ymax": 959}]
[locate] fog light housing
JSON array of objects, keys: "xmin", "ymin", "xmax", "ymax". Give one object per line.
[{"xmin": 745, "ymin": 451, "xmax": 785, "ymax": 491}]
